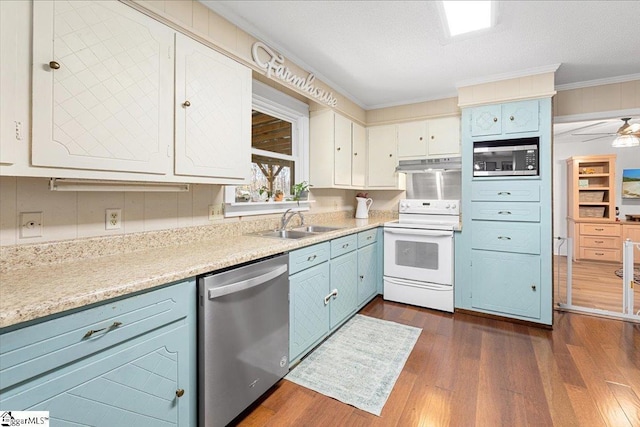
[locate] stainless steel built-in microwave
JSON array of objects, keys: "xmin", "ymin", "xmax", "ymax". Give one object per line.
[{"xmin": 473, "ymin": 137, "xmax": 539, "ymax": 177}]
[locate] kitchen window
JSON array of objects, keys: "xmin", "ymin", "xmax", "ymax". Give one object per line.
[{"xmin": 224, "ymin": 80, "xmax": 309, "ymax": 217}]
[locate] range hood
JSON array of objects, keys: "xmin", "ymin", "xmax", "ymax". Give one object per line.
[{"xmin": 396, "ymin": 157, "xmax": 462, "ymax": 173}]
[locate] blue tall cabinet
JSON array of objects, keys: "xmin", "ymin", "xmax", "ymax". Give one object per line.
[{"xmin": 455, "ymin": 98, "xmax": 553, "ymax": 326}]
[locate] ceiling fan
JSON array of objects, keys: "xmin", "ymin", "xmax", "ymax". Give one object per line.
[{"xmin": 571, "ymin": 117, "xmax": 640, "ymax": 147}]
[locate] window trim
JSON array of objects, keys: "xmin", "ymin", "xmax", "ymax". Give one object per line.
[{"xmin": 224, "ymin": 80, "xmax": 310, "ymax": 217}]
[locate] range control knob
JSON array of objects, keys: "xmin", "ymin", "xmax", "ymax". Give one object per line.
[
  {"xmin": 445, "ymin": 204, "xmax": 451, "ymax": 209},
  {"xmin": 451, "ymin": 204, "xmax": 457, "ymax": 210},
  {"xmin": 527, "ymin": 164, "xmax": 534, "ymax": 170}
]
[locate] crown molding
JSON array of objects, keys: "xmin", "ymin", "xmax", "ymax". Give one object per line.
[
  {"xmin": 555, "ymin": 74, "xmax": 640, "ymax": 92},
  {"xmin": 455, "ymin": 64, "xmax": 561, "ymax": 89}
]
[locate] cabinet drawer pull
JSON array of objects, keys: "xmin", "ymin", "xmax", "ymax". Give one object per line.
[
  {"xmin": 342, "ymin": 243, "xmax": 349, "ymax": 248},
  {"xmin": 498, "ymin": 236, "xmax": 512, "ymax": 240},
  {"xmin": 83, "ymin": 321, "xmax": 122, "ymax": 339},
  {"xmin": 324, "ymin": 289, "xmax": 338, "ymax": 305},
  {"xmin": 497, "ymin": 191, "xmax": 511, "ymax": 196},
  {"xmin": 594, "ymin": 240, "xmax": 604, "ymax": 244},
  {"xmin": 176, "ymin": 389, "xmax": 185, "ymax": 398},
  {"xmin": 498, "ymin": 211, "xmax": 512, "ymax": 215},
  {"xmin": 594, "ymin": 228, "xmax": 604, "ymax": 231},
  {"xmin": 49, "ymin": 61, "xmax": 60, "ymax": 70},
  {"xmin": 367, "ymin": 235, "xmax": 373, "ymax": 240},
  {"xmin": 595, "ymin": 252, "xmax": 605, "ymax": 256},
  {"xmin": 307, "ymin": 254, "xmax": 317, "ymax": 262}
]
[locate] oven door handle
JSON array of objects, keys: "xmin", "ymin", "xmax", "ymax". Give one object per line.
[{"xmin": 384, "ymin": 228, "xmax": 452, "ymax": 237}]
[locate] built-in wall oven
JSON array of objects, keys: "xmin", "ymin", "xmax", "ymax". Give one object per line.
[{"xmin": 384, "ymin": 199, "xmax": 460, "ymax": 312}]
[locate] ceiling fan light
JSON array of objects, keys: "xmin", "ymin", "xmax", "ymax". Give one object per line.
[{"xmin": 611, "ymin": 134, "xmax": 640, "ymax": 148}]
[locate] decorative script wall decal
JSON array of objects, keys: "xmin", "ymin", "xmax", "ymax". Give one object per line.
[{"xmin": 252, "ymin": 42, "xmax": 338, "ymax": 107}]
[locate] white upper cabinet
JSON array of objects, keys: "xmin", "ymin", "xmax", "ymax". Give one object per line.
[
  {"xmin": 397, "ymin": 121, "xmax": 427, "ymax": 159},
  {"xmin": 333, "ymin": 113, "xmax": 353, "ymax": 186},
  {"xmin": 367, "ymin": 125, "xmax": 403, "ymax": 189},
  {"xmin": 174, "ymin": 34, "xmax": 251, "ymax": 181},
  {"xmin": 31, "ymin": 0, "xmax": 174, "ymax": 174},
  {"xmin": 0, "ymin": 1, "xmax": 21, "ymax": 165},
  {"xmin": 310, "ymin": 110, "xmax": 366, "ymax": 189},
  {"xmin": 351, "ymin": 122, "xmax": 366, "ymax": 188},
  {"xmin": 397, "ymin": 117, "xmax": 460, "ymax": 160},
  {"xmin": 427, "ymin": 116, "xmax": 460, "ymax": 157}
]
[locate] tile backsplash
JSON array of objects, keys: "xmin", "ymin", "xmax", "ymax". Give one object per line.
[{"xmin": 0, "ymin": 176, "xmax": 362, "ymax": 247}]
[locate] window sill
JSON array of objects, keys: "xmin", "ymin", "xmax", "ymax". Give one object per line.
[{"xmin": 224, "ymin": 200, "xmax": 313, "ymax": 217}]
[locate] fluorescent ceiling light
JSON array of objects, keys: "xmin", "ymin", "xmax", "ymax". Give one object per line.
[{"xmin": 443, "ymin": 1, "xmax": 493, "ymax": 36}]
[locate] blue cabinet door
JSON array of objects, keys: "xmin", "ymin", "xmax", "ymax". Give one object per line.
[
  {"xmin": 0, "ymin": 322, "xmax": 191, "ymax": 426},
  {"xmin": 470, "ymin": 104, "xmax": 502, "ymax": 136},
  {"xmin": 329, "ymin": 251, "xmax": 358, "ymax": 330},
  {"xmin": 357, "ymin": 243, "xmax": 377, "ymax": 306},
  {"xmin": 289, "ymin": 262, "xmax": 330, "ymax": 364},
  {"xmin": 503, "ymin": 100, "xmax": 539, "ymax": 134},
  {"xmin": 471, "ymin": 250, "xmax": 541, "ymax": 319}
]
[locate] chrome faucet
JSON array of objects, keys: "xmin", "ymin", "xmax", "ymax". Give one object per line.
[{"xmin": 280, "ymin": 208, "xmax": 304, "ymax": 230}]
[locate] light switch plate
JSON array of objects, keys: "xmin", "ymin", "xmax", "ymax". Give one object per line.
[{"xmin": 20, "ymin": 212, "xmax": 43, "ymax": 238}]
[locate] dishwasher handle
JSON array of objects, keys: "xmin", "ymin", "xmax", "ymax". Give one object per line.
[{"xmin": 208, "ymin": 264, "xmax": 288, "ymax": 299}]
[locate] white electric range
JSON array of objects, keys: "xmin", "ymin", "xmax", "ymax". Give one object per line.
[{"xmin": 383, "ymin": 199, "xmax": 460, "ymax": 312}]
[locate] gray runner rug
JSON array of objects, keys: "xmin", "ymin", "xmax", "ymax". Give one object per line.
[{"xmin": 285, "ymin": 314, "xmax": 422, "ymax": 416}]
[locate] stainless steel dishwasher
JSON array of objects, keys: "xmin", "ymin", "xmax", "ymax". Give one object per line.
[{"xmin": 198, "ymin": 254, "xmax": 289, "ymax": 427}]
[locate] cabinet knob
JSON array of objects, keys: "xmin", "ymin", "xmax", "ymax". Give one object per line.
[
  {"xmin": 176, "ymin": 389, "xmax": 185, "ymax": 398},
  {"xmin": 419, "ymin": 137, "xmax": 423, "ymax": 141},
  {"xmin": 359, "ymin": 275, "xmax": 364, "ymax": 281},
  {"xmin": 431, "ymin": 135, "xmax": 435, "ymax": 139},
  {"xmin": 337, "ymin": 147, "xmax": 341, "ymax": 151},
  {"xmin": 182, "ymin": 100, "xmax": 191, "ymax": 107},
  {"xmin": 354, "ymin": 152, "xmax": 358, "ymax": 156},
  {"xmin": 493, "ymin": 117, "xmax": 498, "ymax": 122},
  {"xmin": 510, "ymin": 116, "xmax": 515, "ymax": 121},
  {"xmin": 49, "ymin": 61, "xmax": 60, "ymax": 70},
  {"xmin": 389, "ymin": 154, "xmax": 393, "ymax": 157},
  {"xmin": 531, "ymin": 285, "xmax": 537, "ymax": 291}
]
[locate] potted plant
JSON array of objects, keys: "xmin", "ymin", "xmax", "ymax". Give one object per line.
[
  {"xmin": 258, "ymin": 186, "xmax": 271, "ymax": 201},
  {"xmin": 274, "ymin": 190, "xmax": 284, "ymax": 201},
  {"xmin": 292, "ymin": 181, "xmax": 310, "ymax": 203}
]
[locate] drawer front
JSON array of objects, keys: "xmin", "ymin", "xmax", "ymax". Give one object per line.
[
  {"xmin": 357, "ymin": 228, "xmax": 378, "ymax": 248},
  {"xmin": 471, "ymin": 181, "xmax": 540, "ymax": 202},
  {"xmin": 579, "ymin": 235, "xmax": 620, "ymax": 250},
  {"xmin": 331, "ymin": 234, "xmax": 358, "ymax": 258},
  {"xmin": 471, "ymin": 201, "xmax": 540, "ymax": 222},
  {"xmin": 580, "ymin": 223, "xmax": 620, "ymax": 237},
  {"xmin": 289, "ymin": 242, "xmax": 330, "ymax": 275},
  {"xmin": 579, "ymin": 248, "xmax": 620, "ymax": 262},
  {"xmin": 472, "ymin": 221, "xmax": 541, "ymax": 254},
  {"xmin": 0, "ymin": 280, "xmax": 193, "ymax": 390}
]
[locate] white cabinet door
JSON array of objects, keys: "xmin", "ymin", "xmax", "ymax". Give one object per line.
[
  {"xmin": 0, "ymin": 1, "xmax": 23, "ymax": 165},
  {"xmin": 333, "ymin": 113, "xmax": 352, "ymax": 186},
  {"xmin": 367, "ymin": 125, "xmax": 398, "ymax": 188},
  {"xmin": 351, "ymin": 122, "xmax": 366, "ymax": 188},
  {"xmin": 397, "ymin": 121, "xmax": 427, "ymax": 159},
  {"xmin": 31, "ymin": 1, "xmax": 174, "ymax": 174},
  {"xmin": 427, "ymin": 116, "xmax": 460, "ymax": 157},
  {"xmin": 174, "ymin": 34, "xmax": 251, "ymax": 180}
]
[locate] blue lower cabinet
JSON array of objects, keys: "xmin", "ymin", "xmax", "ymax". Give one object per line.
[
  {"xmin": 288, "ymin": 229, "xmax": 382, "ymax": 366},
  {"xmin": 357, "ymin": 243, "xmax": 378, "ymax": 306},
  {"xmin": 289, "ymin": 261, "xmax": 331, "ymax": 364},
  {"xmin": 471, "ymin": 250, "xmax": 541, "ymax": 319},
  {"xmin": 329, "ymin": 251, "xmax": 358, "ymax": 329},
  {"xmin": 0, "ymin": 280, "xmax": 196, "ymax": 426}
]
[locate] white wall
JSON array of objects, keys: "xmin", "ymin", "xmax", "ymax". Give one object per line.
[{"xmin": 553, "ymin": 143, "xmax": 640, "ymax": 254}]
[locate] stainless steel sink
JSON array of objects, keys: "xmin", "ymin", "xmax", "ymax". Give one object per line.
[
  {"xmin": 292, "ymin": 225, "xmax": 343, "ymax": 233},
  {"xmin": 253, "ymin": 229, "xmax": 316, "ymax": 239}
]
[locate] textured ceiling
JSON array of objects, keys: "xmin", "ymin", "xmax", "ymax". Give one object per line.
[{"xmin": 202, "ymin": 1, "xmax": 640, "ymax": 110}]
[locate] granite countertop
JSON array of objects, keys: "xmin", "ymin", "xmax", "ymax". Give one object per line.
[{"xmin": 0, "ymin": 217, "xmax": 389, "ymax": 329}]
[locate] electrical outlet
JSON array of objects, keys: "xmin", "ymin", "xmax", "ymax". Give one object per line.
[
  {"xmin": 20, "ymin": 212, "xmax": 43, "ymax": 238},
  {"xmin": 105, "ymin": 208, "xmax": 122, "ymax": 230},
  {"xmin": 208, "ymin": 204, "xmax": 224, "ymax": 221}
]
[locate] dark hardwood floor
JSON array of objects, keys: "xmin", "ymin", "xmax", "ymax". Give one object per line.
[{"xmin": 237, "ymin": 297, "xmax": 640, "ymax": 427}]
